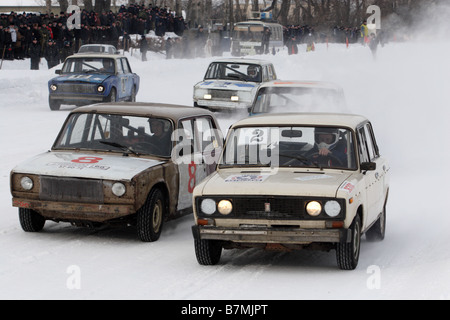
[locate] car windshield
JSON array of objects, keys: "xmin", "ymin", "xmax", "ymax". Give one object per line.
[
  {"xmin": 54, "ymin": 113, "xmax": 174, "ymax": 157},
  {"xmin": 204, "ymin": 62, "xmax": 262, "ymax": 82},
  {"xmin": 252, "ymin": 86, "xmax": 345, "ymax": 114},
  {"xmin": 62, "ymin": 57, "xmax": 116, "ymax": 75},
  {"xmin": 233, "ymin": 24, "xmax": 264, "ymax": 42},
  {"xmin": 220, "ymin": 126, "xmax": 357, "ymax": 170}
]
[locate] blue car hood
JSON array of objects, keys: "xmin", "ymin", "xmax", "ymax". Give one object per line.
[{"xmin": 50, "ymin": 74, "xmax": 111, "ymax": 84}]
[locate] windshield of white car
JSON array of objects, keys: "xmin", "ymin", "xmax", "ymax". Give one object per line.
[
  {"xmin": 219, "ymin": 126, "xmax": 357, "ymax": 170},
  {"xmin": 61, "ymin": 57, "xmax": 116, "ymax": 74},
  {"xmin": 53, "ymin": 113, "xmax": 174, "ymax": 158},
  {"xmin": 252, "ymin": 86, "xmax": 345, "ymax": 114},
  {"xmin": 204, "ymin": 62, "xmax": 262, "ymax": 82}
]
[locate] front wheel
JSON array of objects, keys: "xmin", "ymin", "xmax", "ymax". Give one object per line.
[
  {"xmin": 107, "ymin": 88, "xmax": 117, "ymax": 102},
  {"xmin": 19, "ymin": 208, "xmax": 45, "ymax": 232},
  {"xmin": 336, "ymin": 215, "xmax": 361, "ymax": 270},
  {"xmin": 194, "ymin": 238, "xmax": 222, "ymax": 265},
  {"xmin": 129, "ymin": 86, "xmax": 136, "ymax": 102},
  {"xmin": 49, "ymin": 97, "xmax": 61, "ymax": 111},
  {"xmin": 137, "ymin": 189, "xmax": 165, "ymax": 242}
]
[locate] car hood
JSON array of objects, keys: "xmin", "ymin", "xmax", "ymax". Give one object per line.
[
  {"xmin": 195, "ymin": 80, "xmax": 258, "ymax": 92},
  {"xmin": 198, "ymin": 169, "xmax": 354, "ymax": 198},
  {"xmin": 11, "ymin": 151, "xmax": 164, "ymax": 181},
  {"xmin": 50, "ymin": 74, "xmax": 111, "ymax": 84}
]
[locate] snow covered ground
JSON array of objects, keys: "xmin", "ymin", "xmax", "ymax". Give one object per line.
[{"xmin": 1, "ymin": 39, "xmax": 450, "ymax": 300}]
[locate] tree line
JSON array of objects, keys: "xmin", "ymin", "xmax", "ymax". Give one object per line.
[{"xmin": 43, "ymin": 0, "xmax": 440, "ymax": 30}]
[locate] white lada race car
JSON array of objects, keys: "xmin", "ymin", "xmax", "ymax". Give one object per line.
[
  {"xmin": 10, "ymin": 103, "xmax": 223, "ymax": 242},
  {"xmin": 192, "ymin": 113, "xmax": 390, "ymax": 270},
  {"xmin": 193, "ymin": 59, "xmax": 278, "ymax": 112}
]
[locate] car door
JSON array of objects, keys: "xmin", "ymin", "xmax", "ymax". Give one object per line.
[
  {"xmin": 357, "ymin": 122, "xmax": 385, "ymax": 225},
  {"xmin": 175, "ymin": 117, "xmax": 223, "ymax": 211},
  {"xmin": 117, "ymin": 58, "xmax": 132, "ymax": 100}
]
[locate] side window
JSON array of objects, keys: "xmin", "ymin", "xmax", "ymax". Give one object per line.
[
  {"xmin": 179, "ymin": 119, "xmax": 196, "ymax": 153},
  {"xmin": 262, "ymin": 66, "xmax": 269, "ymax": 82},
  {"xmin": 195, "ymin": 117, "xmax": 221, "ymax": 152},
  {"xmin": 267, "ymin": 65, "xmax": 276, "ymax": 80},
  {"xmin": 364, "ymin": 123, "xmax": 379, "ymax": 160},
  {"xmin": 121, "ymin": 58, "xmax": 131, "ymax": 74},
  {"xmin": 116, "ymin": 59, "xmax": 124, "ymax": 74},
  {"xmin": 357, "ymin": 127, "xmax": 370, "ymax": 163}
]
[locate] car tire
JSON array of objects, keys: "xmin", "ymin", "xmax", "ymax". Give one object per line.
[
  {"xmin": 137, "ymin": 188, "xmax": 165, "ymax": 242},
  {"xmin": 336, "ymin": 214, "xmax": 361, "ymax": 270},
  {"xmin": 19, "ymin": 208, "xmax": 45, "ymax": 232},
  {"xmin": 107, "ymin": 88, "xmax": 117, "ymax": 102},
  {"xmin": 194, "ymin": 238, "xmax": 222, "ymax": 265},
  {"xmin": 129, "ymin": 86, "xmax": 136, "ymax": 102},
  {"xmin": 365, "ymin": 202, "xmax": 387, "ymax": 242},
  {"xmin": 49, "ymin": 98, "xmax": 61, "ymax": 111}
]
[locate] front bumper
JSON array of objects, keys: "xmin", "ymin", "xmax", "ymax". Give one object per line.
[
  {"xmin": 12, "ymin": 198, "xmax": 134, "ymax": 222},
  {"xmin": 192, "ymin": 225, "xmax": 351, "ymax": 244},
  {"xmin": 49, "ymin": 94, "xmax": 105, "ymax": 102},
  {"xmin": 195, "ymin": 99, "xmax": 251, "ymax": 111}
]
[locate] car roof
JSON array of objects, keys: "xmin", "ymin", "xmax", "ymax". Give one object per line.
[
  {"xmin": 231, "ymin": 113, "xmax": 368, "ymax": 129},
  {"xmin": 209, "ymin": 58, "xmax": 273, "ymax": 66},
  {"xmin": 72, "ymin": 103, "xmax": 217, "ymax": 122},
  {"xmin": 67, "ymin": 53, "xmax": 123, "ymax": 59},
  {"xmin": 259, "ymin": 80, "xmax": 343, "ymax": 91}
]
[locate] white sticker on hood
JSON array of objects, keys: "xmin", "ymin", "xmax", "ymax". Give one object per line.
[
  {"xmin": 295, "ymin": 174, "xmax": 333, "ymax": 182},
  {"xmin": 225, "ymin": 174, "xmax": 269, "ymax": 183}
]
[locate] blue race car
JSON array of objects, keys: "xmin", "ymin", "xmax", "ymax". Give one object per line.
[{"xmin": 48, "ymin": 54, "xmax": 140, "ymax": 111}]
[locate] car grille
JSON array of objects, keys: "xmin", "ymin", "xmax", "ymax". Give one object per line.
[
  {"xmin": 57, "ymin": 83, "xmax": 98, "ymax": 94},
  {"xmin": 40, "ymin": 176, "xmax": 104, "ymax": 204},
  {"xmin": 232, "ymin": 197, "xmax": 302, "ymax": 219},
  {"xmin": 210, "ymin": 89, "xmax": 237, "ymax": 99}
]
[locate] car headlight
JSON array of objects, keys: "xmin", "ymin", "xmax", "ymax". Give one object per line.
[
  {"xmin": 324, "ymin": 200, "xmax": 341, "ymax": 217},
  {"xmin": 50, "ymin": 84, "xmax": 58, "ymax": 91},
  {"xmin": 194, "ymin": 88, "xmax": 208, "ymax": 99},
  {"xmin": 111, "ymin": 182, "xmax": 126, "ymax": 197},
  {"xmin": 203, "ymin": 94, "xmax": 212, "ymax": 100},
  {"xmin": 217, "ymin": 200, "xmax": 233, "ymax": 215},
  {"xmin": 200, "ymin": 199, "xmax": 216, "ymax": 215},
  {"xmin": 230, "ymin": 96, "xmax": 239, "ymax": 101},
  {"xmin": 20, "ymin": 176, "xmax": 33, "ymax": 191},
  {"xmin": 97, "ymin": 85, "xmax": 105, "ymax": 93},
  {"xmin": 306, "ymin": 201, "xmax": 322, "ymax": 217}
]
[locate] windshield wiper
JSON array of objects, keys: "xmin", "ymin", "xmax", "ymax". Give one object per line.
[
  {"xmin": 99, "ymin": 140, "xmax": 139, "ymax": 156},
  {"xmin": 279, "ymin": 153, "xmax": 319, "ymax": 168}
]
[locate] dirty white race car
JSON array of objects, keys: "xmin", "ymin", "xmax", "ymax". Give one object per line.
[
  {"xmin": 192, "ymin": 113, "xmax": 390, "ymax": 270},
  {"xmin": 193, "ymin": 59, "xmax": 278, "ymax": 112},
  {"xmin": 10, "ymin": 103, "xmax": 223, "ymax": 242}
]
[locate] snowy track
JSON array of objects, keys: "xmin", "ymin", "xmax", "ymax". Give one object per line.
[{"xmin": 1, "ymin": 41, "xmax": 450, "ymax": 300}]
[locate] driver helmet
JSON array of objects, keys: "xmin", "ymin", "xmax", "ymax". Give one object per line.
[
  {"xmin": 314, "ymin": 127, "xmax": 340, "ymax": 150},
  {"xmin": 247, "ymin": 65, "xmax": 258, "ymax": 77}
]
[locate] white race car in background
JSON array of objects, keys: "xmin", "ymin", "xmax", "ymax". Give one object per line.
[{"xmin": 193, "ymin": 58, "xmax": 278, "ymax": 112}]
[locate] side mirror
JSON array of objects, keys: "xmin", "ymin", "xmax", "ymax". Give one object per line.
[
  {"xmin": 55, "ymin": 69, "xmax": 61, "ymax": 75},
  {"xmin": 361, "ymin": 162, "xmax": 376, "ymax": 171}
]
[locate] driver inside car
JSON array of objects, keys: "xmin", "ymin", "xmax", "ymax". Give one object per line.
[
  {"xmin": 100, "ymin": 59, "xmax": 115, "ymax": 73},
  {"xmin": 306, "ymin": 127, "xmax": 348, "ymax": 167},
  {"xmin": 146, "ymin": 118, "xmax": 172, "ymax": 156}
]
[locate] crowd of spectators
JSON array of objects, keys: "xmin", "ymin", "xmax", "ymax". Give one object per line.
[
  {"xmin": 0, "ymin": 2, "xmax": 387, "ymax": 65},
  {"xmin": 0, "ymin": 3, "xmax": 188, "ymax": 64}
]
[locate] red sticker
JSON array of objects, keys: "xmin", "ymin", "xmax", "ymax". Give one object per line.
[{"xmin": 71, "ymin": 157, "xmax": 103, "ymax": 164}]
